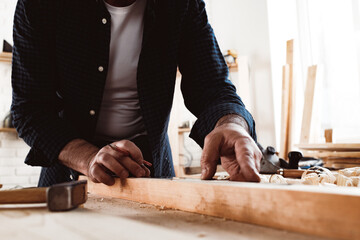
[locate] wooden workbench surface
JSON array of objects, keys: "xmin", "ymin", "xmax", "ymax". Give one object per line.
[{"xmin": 0, "ymin": 195, "xmax": 326, "ymax": 240}]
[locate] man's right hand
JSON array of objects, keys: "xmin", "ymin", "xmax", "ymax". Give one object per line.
[
  {"xmin": 87, "ymin": 140, "xmax": 150, "ymax": 185},
  {"xmin": 59, "ymin": 139, "xmax": 150, "ymax": 186}
]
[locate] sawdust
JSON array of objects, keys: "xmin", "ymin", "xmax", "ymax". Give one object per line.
[
  {"xmin": 85, "ymin": 195, "xmax": 327, "ymax": 240},
  {"xmin": 197, "ymin": 233, "xmax": 206, "ymax": 238}
]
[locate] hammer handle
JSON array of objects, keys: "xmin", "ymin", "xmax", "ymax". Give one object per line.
[{"xmin": 0, "ymin": 187, "xmax": 47, "ymax": 204}]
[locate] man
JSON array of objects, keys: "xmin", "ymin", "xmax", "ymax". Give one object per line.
[{"xmin": 11, "ymin": 0, "xmax": 262, "ymax": 187}]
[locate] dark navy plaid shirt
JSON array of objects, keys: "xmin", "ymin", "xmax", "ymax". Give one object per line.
[{"xmin": 11, "ymin": 0, "xmax": 256, "ymax": 186}]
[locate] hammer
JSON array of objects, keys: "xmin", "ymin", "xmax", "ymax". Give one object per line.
[{"xmin": 0, "ymin": 180, "xmax": 87, "ymax": 211}]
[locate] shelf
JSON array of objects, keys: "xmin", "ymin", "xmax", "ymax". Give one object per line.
[
  {"xmin": 0, "ymin": 128, "xmax": 17, "ymax": 133},
  {"xmin": 0, "ymin": 52, "xmax": 12, "ymax": 63}
]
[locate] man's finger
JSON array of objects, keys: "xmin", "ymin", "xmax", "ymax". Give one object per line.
[
  {"xmin": 106, "ymin": 145, "xmax": 146, "ymax": 177},
  {"xmin": 201, "ymin": 134, "xmax": 222, "ymax": 180},
  {"xmin": 97, "ymin": 152, "xmax": 129, "ymax": 179},
  {"xmin": 91, "ymin": 164, "xmax": 115, "ymax": 186},
  {"xmin": 141, "ymin": 165, "xmax": 151, "ymax": 177},
  {"xmin": 234, "ymin": 142, "xmax": 261, "ymax": 182},
  {"xmin": 253, "ymin": 144, "xmax": 262, "ymax": 172},
  {"xmin": 113, "ymin": 140, "xmax": 144, "ymax": 165},
  {"xmin": 118, "ymin": 156, "xmax": 146, "ymax": 177}
]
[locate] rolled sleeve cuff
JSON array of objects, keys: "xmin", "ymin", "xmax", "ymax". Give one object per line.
[
  {"xmin": 24, "ymin": 126, "xmax": 80, "ymax": 168},
  {"xmin": 189, "ymin": 103, "xmax": 257, "ymax": 148}
]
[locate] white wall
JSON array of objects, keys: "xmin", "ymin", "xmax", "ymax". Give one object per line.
[
  {"xmin": 266, "ymin": 0, "xmax": 299, "ymax": 149},
  {"xmin": 169, "ymin": 1, "xmax": 277, "ymax": 173},
  {"xmin": 207, "ymin": 0, "xmax": 276, "ymax": 147},
  {"xmin": 267, "ymin": 0, "xmax": 360, "ymax": 147},
  {"xmin": 0, "ymin": 0, "xmax": 41, "ymax": 188}
]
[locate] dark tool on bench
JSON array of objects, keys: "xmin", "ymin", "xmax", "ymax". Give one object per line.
[
  {"xmin": 0, "ymin": 180, "xmax": 87, "ymax": 211},
  {"xmin": 258, "ymin": 144, "xmax": 312, "ymax": 178}
]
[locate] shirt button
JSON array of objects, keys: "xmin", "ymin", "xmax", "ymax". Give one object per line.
[
  {"xmin": 102, "ymin": 18, "xmax": 107, "ymax": 24},
  {"xmin": 98, "ymin": 66, "xmax": 104, "ymax": 72},
  {"xmin": 89, "ymin": 110, "xmax": 96, "ymax": 116}
]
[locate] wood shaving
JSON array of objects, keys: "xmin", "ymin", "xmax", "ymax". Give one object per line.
[
  {"xmin": 319, "ymin": 173, "xmax": 335, "ymax": 184},
  {"xmin": 302, "ymin": 173, "xmax": 320, "ymax": 185},
  {"xmin": 337, "ymin": 174, "xmax": 353, "ymax": 187},
  {"xmin": 260, "ymin": 167, "xmax": 359, "ymax": 188},
  {"xmin": 269, "ymin": 174, "xmax": 287, "ymax": 184},
  {"xmin": 259, "ymin": 175, "xmax": 270, "ymax": 183},
  {"xmin": 350, "ymin": 176, "xmax": 360, "ymax": 187},
  {"xmin": 213, "ymin": 175, "xmax": 230, "ymax": 180},
  {"xmin": 285, "ymin": 178, "xmax": 305, "ymax": 185},
  {"xmin": 301, "ymin": 167, "xmax": 336, "ymax": 185},
  {"xmin": 339, "ymin": 167, "xmax": 360, "ymax": 177}
]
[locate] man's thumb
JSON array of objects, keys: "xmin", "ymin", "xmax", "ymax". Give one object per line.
[{"xmin": 201, "ymin": 135, "xmax": 221, "ymax": 180}]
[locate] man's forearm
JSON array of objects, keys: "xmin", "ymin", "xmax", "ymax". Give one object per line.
[
  {"xmin": 215, "ymin": 114, "xmax": 250, "ymax": 134},
  {"xmin": 58, "ymin": 139, "xmax": 99, "ymax": 175}
]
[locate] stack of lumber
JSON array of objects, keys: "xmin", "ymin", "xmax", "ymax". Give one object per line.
[{"xmin": 297, "ymin": 143, "xmax": 360, "ymax": 169}]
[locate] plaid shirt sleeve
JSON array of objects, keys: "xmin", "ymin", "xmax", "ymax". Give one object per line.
[
  {"xmin": 178, "ymin": 0, "xmax": 257, "ymax": 147},
  {"xmin": 11, "ymin": 0, "xmax": 80, "ymax": 167}
]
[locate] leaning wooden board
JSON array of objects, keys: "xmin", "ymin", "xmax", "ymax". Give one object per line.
[{"xmin": 81, "ymin": 176, "xmax": 360, "ymax": 240}]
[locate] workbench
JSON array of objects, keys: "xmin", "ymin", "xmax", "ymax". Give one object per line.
[{"xmin": 0, "ymin": 194, "xmax": 326, "ymax": 240}]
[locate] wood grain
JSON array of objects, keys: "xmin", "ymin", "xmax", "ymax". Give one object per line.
[{"xmin": 82, "ymin": 176, "xmax": 360, "ymax": 240}]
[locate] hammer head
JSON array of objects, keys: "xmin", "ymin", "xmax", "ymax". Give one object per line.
[{"xmin": 46, "ymin": 180, "xmax": 87, "ymax": 212}]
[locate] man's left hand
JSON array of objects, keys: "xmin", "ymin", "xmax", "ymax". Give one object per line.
[{"xmin": 201, "ymin": 115, "xmax": 262, "ymax": 182}]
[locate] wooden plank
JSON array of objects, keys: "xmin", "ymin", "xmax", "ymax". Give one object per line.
[
  {"xmin": 325, "ymin": 129, "xmax": 333, "ymax": 143},
  {"xmin": 178, "ymin": 127, "xmax": 191, "ymax": 133},
  {"xmin": 0, "ymin": 128, "xmax": 17, "ymax": 133},
  {"xmin": 286, "ymin": 39, "xmax": 294, "ymax": 65},
  {"xmin": 287, "ymin": 63, "xmax": 295, "ymax": 155},
  {"xmin": 279, "ymin": 65, "xmax": 291, "ymax": 159},
  {"xmin": 82, "ymin": 176, "xmax": 360, "ymax": 240},
  {"xmin": 0, "ymin": 52, "xmax": 12, "ymax": 63},
  {"xmin": 296, "ymin": 143, "xmax": 360, "ymax": 151},
  {"xmin": 300, "ymin": 65, "xmax": 317, "ymax": 144},
  {"xmin": 279, "ymin": 40, "xmax": 295, "ymax": 159}
]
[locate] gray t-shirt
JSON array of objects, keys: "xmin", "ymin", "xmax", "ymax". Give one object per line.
[{"xmin": 94, "ymin": 0, "xmax": 147, "ymax": 142}]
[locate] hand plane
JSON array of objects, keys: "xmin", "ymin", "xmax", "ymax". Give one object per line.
[{"xmin": 258, "ymin": 144, "xmax": 311, "ymax": 178}]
